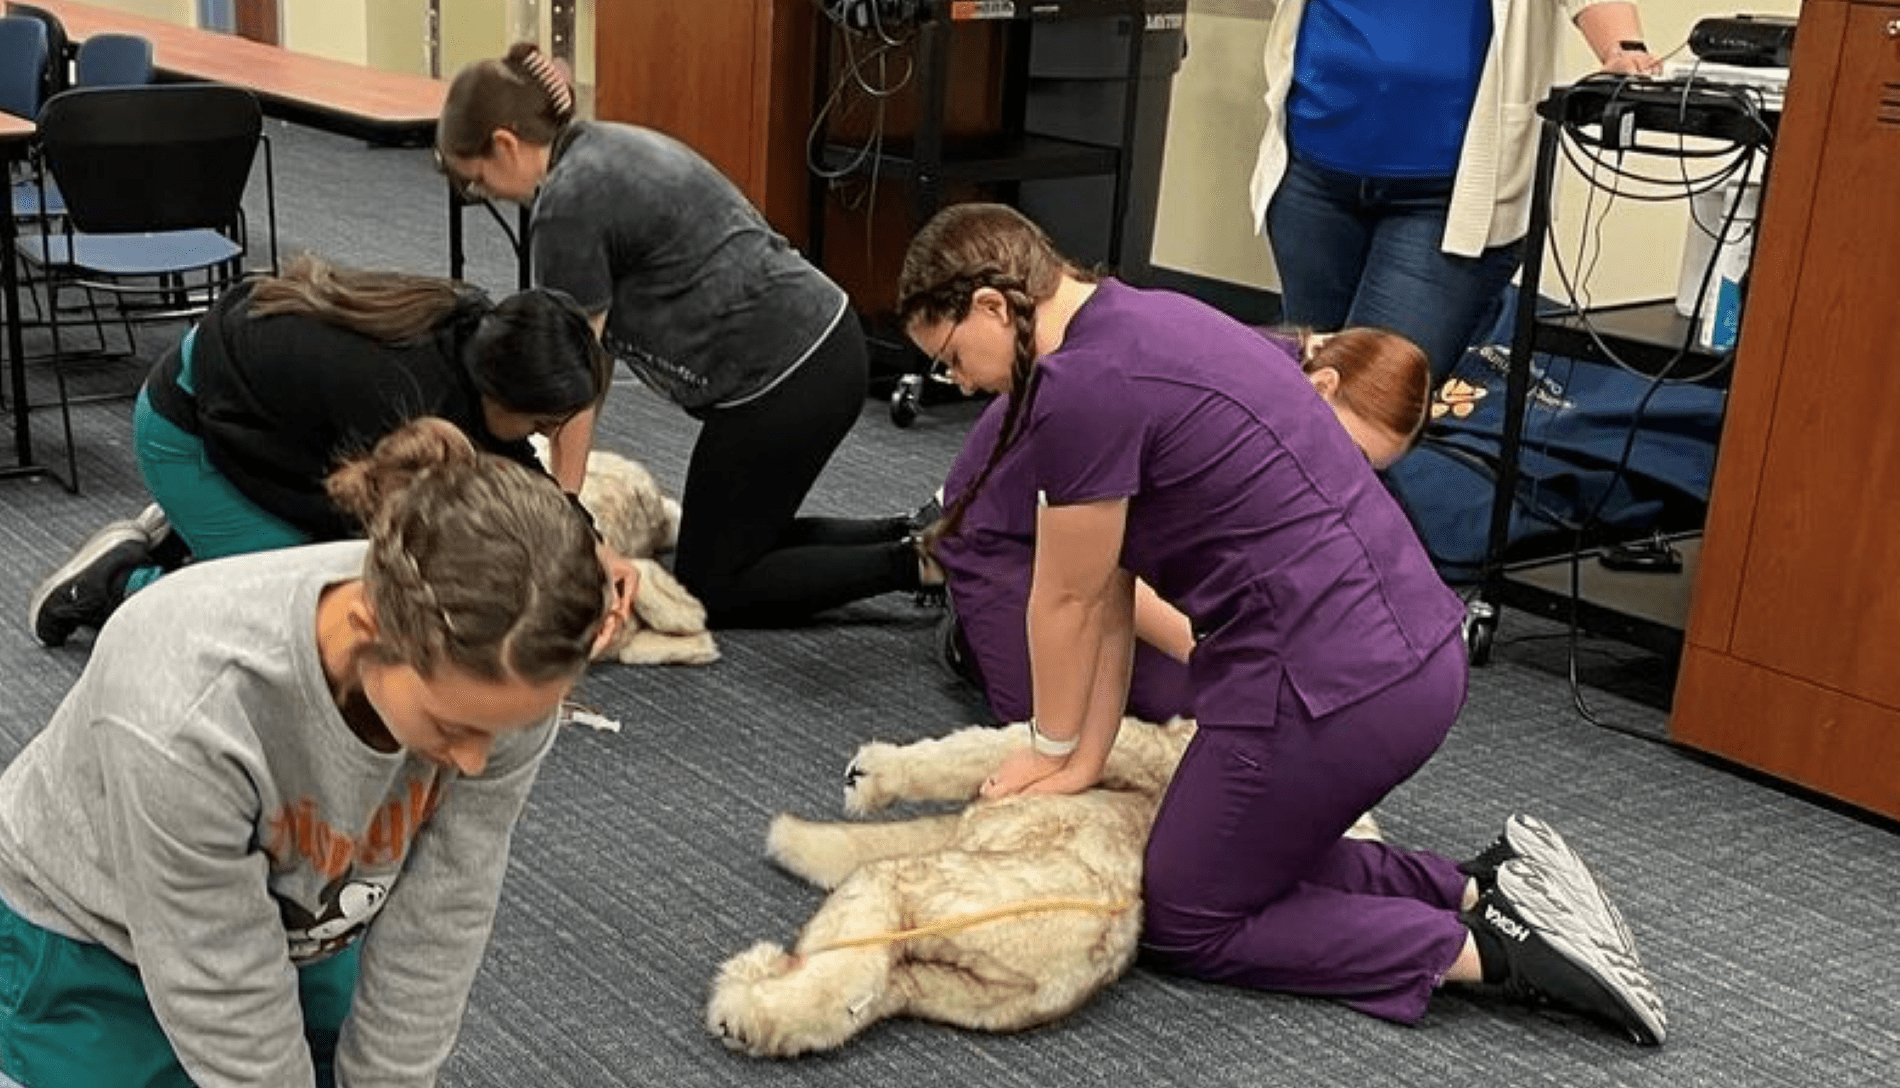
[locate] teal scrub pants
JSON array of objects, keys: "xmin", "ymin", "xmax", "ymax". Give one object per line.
[
  {"xmin": 126, "ymin": 328, "xmax": 309, "ymax": 596},
  {"xmin": 0, "ymin": 897, "xmax": 356, "ymax": 1086}
]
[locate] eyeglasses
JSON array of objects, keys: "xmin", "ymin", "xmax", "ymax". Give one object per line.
[
  {"xmin": 926, "ymin": 318, "xmax": 963, "ymax": 384},
  {"xmin": 433, "ymin": 148, "xmax": 487, "ymax": 202}
]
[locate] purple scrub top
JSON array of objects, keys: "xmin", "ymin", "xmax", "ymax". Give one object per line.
[
  {"xmin": 936, "ymin": 398, "xmax": 1193, "ymax": 723},
  {"xmin": 1021, "ymin": 280, "xmax": 1463, "ymax": 727}
]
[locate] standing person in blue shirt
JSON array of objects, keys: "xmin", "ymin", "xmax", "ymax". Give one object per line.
[
  {"xmin": 1249, "ymin": 1, "xmax": 1660, "ymax": 381},
  {"xmin": 436, "ymin": 44, "xmax": 937, "ymax": 628}
]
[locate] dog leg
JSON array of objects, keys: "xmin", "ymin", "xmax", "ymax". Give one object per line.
[
  {"xmin": 628, "ymin": 558, "xmax": 709, "ymax": 635},
  {"xmin": 707, "ymin": 868, "xmax": 910, "ymax": 1057},
  {"xmin": 886, "ymin": 853, "xmax": 1131, "ymax": 1032},
  {"xmin": 844, "ymin": 722, "xmax": 1030, "ymax": 814},
  {"xmin": 892, "ymin": 956, "xmax": 1052, "ymax": 1032},
  {"xmin": 767, "ymin": 812, "xmax": 962, "ymax": 890},
  {"xmin": 610, "ymin": 629, "xmax": 720, "ymax": 667}
]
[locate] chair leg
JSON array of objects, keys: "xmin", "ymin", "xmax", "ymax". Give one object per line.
[{"xmin": 46, "ymin": 277, "xmax": 80, "ymax": 495}]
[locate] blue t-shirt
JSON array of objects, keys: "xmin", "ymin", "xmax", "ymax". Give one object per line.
[{"xmin": 1286, "ymin": 0, "xmax": 1493, "ymax": 178}]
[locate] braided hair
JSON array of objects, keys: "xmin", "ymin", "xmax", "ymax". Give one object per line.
[
  {"xmin": 895, "ymin": 204, "xmax": 1095, "ymax": 545},
  {"xmin": 325, "ymin": 417, "xmax": 606, "ymax": 684}
]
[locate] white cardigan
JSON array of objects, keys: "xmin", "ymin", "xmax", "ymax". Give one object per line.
[{"xmin": 1247, "ymin": 0, "xmax": 1601, "ymax": 260}]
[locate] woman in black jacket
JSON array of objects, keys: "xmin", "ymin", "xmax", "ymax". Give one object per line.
[{"xmin": 28, "ymin": 254, "xmax": 612, "ymax": 648}]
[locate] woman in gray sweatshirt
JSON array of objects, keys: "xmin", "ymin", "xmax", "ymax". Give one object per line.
[{"xmin": 0, "ymin": 418, "xmax": 614, "ymax": 1087}]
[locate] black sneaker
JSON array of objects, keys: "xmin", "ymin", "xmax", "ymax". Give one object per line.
[
  {"xmin": 905, "ymin": 532, "xmax": 947, "ymax": 608},
  {"xmin": 906, "ymin": 493, "xmax": 944, "ymax": 535},
  {"xmin": 1469, "ymin": 858, "xmax": 1667, "ymax": 1045},
  {"xmin": 1459, "ymin": 814, "xmax": 1639, "ymax": 951},
  {"xmin": 27, "ymin": 524, "xmax": 150, "ymax": 647},
  {"xmin": 935, "ymin": 603, "xmax": 983, "ymax": 691}
]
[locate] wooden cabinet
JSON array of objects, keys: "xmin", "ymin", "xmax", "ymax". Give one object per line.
[
  {"xmin": 593, "ymin": 0, "xmax": 820, "ymax": 242},
  {"xmin": 1669, "ymin": 0, "xmax": 1900, "ymax": 820}
]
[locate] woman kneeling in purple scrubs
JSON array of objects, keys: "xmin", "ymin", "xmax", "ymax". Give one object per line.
[{"xmin": 894, "ymin": 203, "xmax": 1665, "ymax": 1046}]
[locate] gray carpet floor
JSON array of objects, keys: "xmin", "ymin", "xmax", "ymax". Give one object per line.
[{"xmin": 1, "ymin": 120, "xmax": 1896, "ymax": 1087}]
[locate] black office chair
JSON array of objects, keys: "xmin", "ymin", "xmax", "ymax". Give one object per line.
[{"xmin": 19, "ymin": 83, "xmax": 276, "ymax": 491}]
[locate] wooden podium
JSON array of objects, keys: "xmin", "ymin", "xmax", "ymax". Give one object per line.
[{"xmin": 1669, "ymin": 0, "xmax": 1900, "ymax": 821}]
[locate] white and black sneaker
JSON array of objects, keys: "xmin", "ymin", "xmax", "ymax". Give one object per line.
[
  {"xmin": 132, "ymin": 501, "xmax": 191, "ymax": 571},
  {"xmin": 1460, "ymin": 814, "xmax": 1639, "ymax": 952},
  {"xmin": 1467, "ymin": 858, "xmax": 1667, "ymax": 1045},
  {"xmin": 27, "ymin": 521, "xmax": 150, "ymax": 647}
]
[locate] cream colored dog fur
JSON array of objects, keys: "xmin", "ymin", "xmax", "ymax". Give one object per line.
[
  {"xmin": 706, "ymin": 718, "xmax": 1380, "ymax": 1057},
  {"xmin": 540, "ymin": 440, "xmax": 719, "ymax": 667}
]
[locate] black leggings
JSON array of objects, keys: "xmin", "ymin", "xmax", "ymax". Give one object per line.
[{"xmin": 671, "ymin": 314, "xmax": 918, "ymax": 627}]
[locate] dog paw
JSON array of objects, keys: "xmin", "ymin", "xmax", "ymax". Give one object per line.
[
  {"xmin": 842, "ymin": 742, "xmax": 903, "ymax": 814},
  {"xmin": 718, "ymin": 940, "xmax": 795, "ymax": 984},
  {"xmin": 706, "ymin": 942, "xmax": 798, "ymax": 1056}
]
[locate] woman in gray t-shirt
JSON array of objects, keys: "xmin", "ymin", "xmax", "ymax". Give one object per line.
[{"xmin": 438, "ymin": 44, "xmax": 937, "ymax": 627}]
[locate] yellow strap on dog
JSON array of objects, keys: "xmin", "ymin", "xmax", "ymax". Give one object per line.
[{"xmin": 805, "ymin": 897, "xmax": 1138, "ymax": 955}]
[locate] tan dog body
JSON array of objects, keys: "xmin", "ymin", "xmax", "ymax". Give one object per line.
[
  {"xmin": 707, "ymin": 718, "xmax": 1378, "ymax": 1056},
  {"xmin": 535, "ymin": 439, "xmax": 719, "ymax": 667}
]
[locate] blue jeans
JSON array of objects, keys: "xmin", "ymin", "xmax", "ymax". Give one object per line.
[{"xmin": 1266, "ymin": 152, "xmax": 1523, "ymax": 383}]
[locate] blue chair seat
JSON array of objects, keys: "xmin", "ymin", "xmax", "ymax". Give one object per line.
[
  {"xmin": 12, "ymin": 176, "xmax": 65, "ymax": 218},
  {"xmin": 18, "ymin": 229, "xmax": 241, "ymax": 277}
]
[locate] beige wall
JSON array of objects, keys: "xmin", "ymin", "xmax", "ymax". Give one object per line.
[
  {"xmin": 1153, "ymin": 0, "xmax": 1799, "ymax": 303},
  {"xmin": 364, "ymin": 0, "xmax": 432, "ymax": 78},
  {"xmin": 250, "ymin": 1, "xmax": 580, "ymax": 82},
  {"xmin": 281, "ymin": 1, "xmax": 365, "ymax": 63},
  {"xmin": 65, "ymin": 0, "xmax": 193, "ymax": 22}
]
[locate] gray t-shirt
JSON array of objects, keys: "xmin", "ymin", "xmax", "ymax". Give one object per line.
[
  {"xmin": 530, "ymin": 121, "xmax": 848, "ymax": 412},
  {"xmin": 0, "ymin": 542, "xmax": 559, "ymax": 1086}
]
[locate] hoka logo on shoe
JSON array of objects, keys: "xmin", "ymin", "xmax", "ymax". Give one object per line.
[{"xmin": 1485, "ymin": 903, "xmax": 1530, "ymax": 942}]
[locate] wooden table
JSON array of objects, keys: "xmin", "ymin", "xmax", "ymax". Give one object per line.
[{"xmin": 35, "ymin": 0, "xmax": 442, "ymax": 145}]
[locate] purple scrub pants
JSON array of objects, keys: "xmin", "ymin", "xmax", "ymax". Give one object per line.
[{"xmin": 1141, "ymin": 633, "xmax": 1472, "ymax": 1023}]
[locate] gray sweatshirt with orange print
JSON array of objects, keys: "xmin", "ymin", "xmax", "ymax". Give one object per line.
[{"xmin": 0, "ymin": 541, "xmax": 559, "ymax": 1087}]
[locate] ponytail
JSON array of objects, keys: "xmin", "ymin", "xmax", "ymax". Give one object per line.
[
  {"xmin": 439, "ymin": 42, "xmax": 575, "ymax": 159},
  {"xmin": 248, "ymin": 253, "xmax": 481, "ymax": 345}
]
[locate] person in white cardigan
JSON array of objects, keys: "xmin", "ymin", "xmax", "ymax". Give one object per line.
[{"xmin": 1248, "ymin": 1, "xmax": 1659, "ymax": 383}]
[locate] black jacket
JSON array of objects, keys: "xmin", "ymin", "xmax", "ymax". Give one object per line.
[{"xmin": 144, "ymin": 281, "xmax": 538, "ymax": 540}]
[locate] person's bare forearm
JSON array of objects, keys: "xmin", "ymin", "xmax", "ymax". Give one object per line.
[
  {"xmin": 1133, "ymin": 578, "xmax": 1193, "ymax": 664},
  {"xmin": 1575, "ymin": 2, "xmax": 1659, "ymax": 73},
  {"xmin": 1072, "ymin": 569, "xmax": 1136, "ymax": 774},
  {"xmin": 548, "ymin": 404, "xmax": 598, "ymax": 493},
  {"xmin": 1027, "ymin": 577, "xmax": 1111, "ymax": 743},
  {"xmin": 1022, "ymin": 567, "xmax": 1133, "ymax": 791}
]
